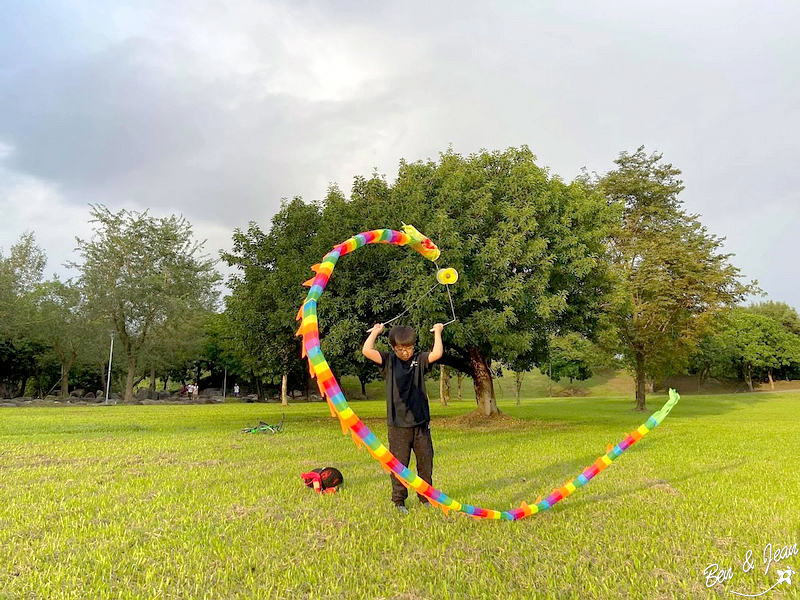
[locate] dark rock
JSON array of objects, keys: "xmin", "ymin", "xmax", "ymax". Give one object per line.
[
  {"xmin": 84, "ymin": 392, "xmax": 95, "ymax": 399},
  {"xmin": 0, "ymin": 383, "xmax": 20, "ymax": 399}
]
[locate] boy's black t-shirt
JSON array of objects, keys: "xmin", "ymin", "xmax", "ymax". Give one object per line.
[{"xmin": 379, "ymin": 350, "xmax": 432, "ymax": 427}]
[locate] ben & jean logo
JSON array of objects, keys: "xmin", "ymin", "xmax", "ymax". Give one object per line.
[{"xmin": 703, "ymin": 541, "xmax": 797, "ymax": 597}]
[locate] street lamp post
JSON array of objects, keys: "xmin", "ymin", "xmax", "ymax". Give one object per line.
[{"xmin": 105, "ymin": 332, "xmax": 115, "ymax": 405}]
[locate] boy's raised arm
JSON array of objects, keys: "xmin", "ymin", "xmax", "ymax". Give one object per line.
[
  {"xmin": 362, "ymin": 323, "xmax": 384, "ymax": 365},
  {"xmin": 428, "ymin": 323, "xmax": 444, "ymax": 363}
]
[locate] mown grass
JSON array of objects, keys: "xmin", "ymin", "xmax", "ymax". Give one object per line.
[{"xmin": 1, "ymin": 391, "xmax": 798, "ymax": 599}]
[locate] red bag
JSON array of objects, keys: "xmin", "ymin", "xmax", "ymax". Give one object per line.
[{"xmin": 301, "ymin": 467, "xmax": 344, "ymax": 494}]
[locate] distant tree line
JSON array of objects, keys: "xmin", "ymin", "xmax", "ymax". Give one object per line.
[
  {"xmin": 3, "ymin": 147, "xmax": 798, "ymax": 411},
  {"xmin": 0, "ymin": 206, "xmax": 220, "ymax": 403}
]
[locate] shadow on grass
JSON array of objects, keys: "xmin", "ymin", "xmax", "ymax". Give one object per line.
[
  {"xmin": 503, "ymin": 392, "xmax": 778, "ymax": 423},
  {"xmin": 434, "ymin": 452, "xmax": 602, "ymax": 506},
  {"xmin": 560, "ymin": 460, "xmax": 741, "ymax": 513},
  {"xmin": 421, "ymin": 457, "xmax": 741, "ymax": 515}
]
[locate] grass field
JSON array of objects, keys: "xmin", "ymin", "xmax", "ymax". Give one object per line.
[{"xmin": 1, "ymin": 391, "xmax": 798, "ymax": 599}]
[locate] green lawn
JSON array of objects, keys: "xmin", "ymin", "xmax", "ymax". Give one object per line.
[{"xmin": 1, "ymin": 391, "xmax": 798, "ymax": 599}]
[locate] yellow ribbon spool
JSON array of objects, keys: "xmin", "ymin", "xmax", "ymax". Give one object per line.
[{"xmin": 436, "ymin": 268, "xmax": 459, "ymax": 285}]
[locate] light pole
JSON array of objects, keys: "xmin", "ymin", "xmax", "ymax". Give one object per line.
[{"xmin": 105, "ymin": 332, "xmax": 115, "ymax": 405}]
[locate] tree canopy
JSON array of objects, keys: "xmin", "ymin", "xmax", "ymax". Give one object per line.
[
  {"xmin": 690, "ymin": 308, "xmax": 800, "ymax": 389},
  {"xmin": 74, "ymin": 205, "xmax": 220, "ymax": 402}
]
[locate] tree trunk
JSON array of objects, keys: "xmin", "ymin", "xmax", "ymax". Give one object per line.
[
  {"xmin": 745, "ymin": 363, "xmax": 753, "ymax": 392},
  {"xmin": 149, "ymin": 366, "xmax": 156, "ymax": 393},
  {"xmin": 124, "ymin": 355, "xmax": 137, "ymax": 403},
  {"xmin": 634, "ymin": 353, "xmax": 647, "ymax": 411},
  {"xmin": 18, "ymin": 374, "xmax": 29, "ymax": 398},
  {"xmin": 515, "ymin": 371, "xmax": 524, "ymax": 406},
  {"xmin": 439, "ymin": 365, "xmax": 450, "ymax": 406},
  {"xmin": 281, "ymin": 373, "xmax": 288, "ymax": 406},
  {"xmin": 456, "ymin": 374, "xmax": 462, "ymax": 401},
  {"xmin": 358, "ymin": 376, "xmax": 367, "ymax": 399},
  {"xmin": 768, "ymin": 370, "xmax": 775, "ymax": 390},
  {"xmin": 699, "ymin": 366, "xmax": 709, "ymax": 392},
  {"xmin": 60, "ymin": 364, "xmax": 69, "ymax": 398},
  {"xmin": 60, "ymin": 353, "xmax": 76, "ymax": 398},
  {"xmin": 469, "ymin": 348, "xmax": 498, "ymax": 416}
]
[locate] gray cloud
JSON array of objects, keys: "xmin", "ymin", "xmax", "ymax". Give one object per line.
[{"xmin": 0, "ymin": 0, "xmax": 798, "ymax": 305}]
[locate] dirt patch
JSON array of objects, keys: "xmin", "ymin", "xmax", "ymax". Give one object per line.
[
  {"xmin": 648, "ymin": 479, "xmax": 679, "ymax": 495},
  {"xmin": 553, "ymin": 387, "xmax": 590, "ymax": 397},
  {"xmin": 435, "ymin": 410, "xmax": 535, "ymax": 431}
]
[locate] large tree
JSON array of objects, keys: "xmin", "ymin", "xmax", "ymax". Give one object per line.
[
  {"xmin": 317, "ymin": 148, "xmax": 618, "ymax": 416},
  {"xmin": 74, "ymin": 206, "xmax": 219, "ymax": 403},
  {"xmin": 599, "ymin": 147, "xmax": 753, "ymax": 410}
]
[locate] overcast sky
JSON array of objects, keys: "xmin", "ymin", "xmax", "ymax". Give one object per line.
[{"xmin": 1, "ymin": 0, "xmax": 798, "ymax": 308}]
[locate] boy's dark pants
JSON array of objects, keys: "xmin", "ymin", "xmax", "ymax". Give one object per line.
[{"xmin": 388, "ymin": 424, "xmax": 434, "ymax": 505}]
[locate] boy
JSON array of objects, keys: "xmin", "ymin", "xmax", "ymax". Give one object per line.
[{"xmin": 362, "ymin": 322, "xmax": 444, "ymax": 514}]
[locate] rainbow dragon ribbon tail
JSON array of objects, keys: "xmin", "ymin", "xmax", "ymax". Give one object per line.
[{"xmin": 297, "ymin": 227, "xmax": 681, "ymax": 520}]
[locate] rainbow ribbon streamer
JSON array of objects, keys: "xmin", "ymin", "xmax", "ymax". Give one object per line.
[{"xmin": 297, "ymin": 227, "xmax": 680, "ymax": 520}]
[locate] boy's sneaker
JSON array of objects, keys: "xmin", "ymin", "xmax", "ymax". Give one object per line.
[{"xmin": 395, "ymin": 503, "xmax": 409, "ymax": 515}]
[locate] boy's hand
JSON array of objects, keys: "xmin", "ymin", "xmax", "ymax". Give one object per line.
[
  {"xmin": 368, "ymin": 323, "xmax": 385, "ymax": 335},
  {"xmin": 430, "ymin": 323, "xmax": 444, "ymax": 334}
]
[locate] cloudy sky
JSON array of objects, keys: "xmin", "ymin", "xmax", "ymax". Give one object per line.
[{"xmin": 1, "ymin": 0, "xmax": 798, "ymax": 307}]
